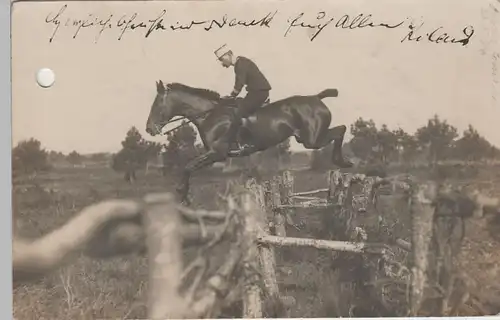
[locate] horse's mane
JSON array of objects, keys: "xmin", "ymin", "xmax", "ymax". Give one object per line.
[{"xmin": 166, "ymin": 82, "xmax": 221, "ymax": 101}]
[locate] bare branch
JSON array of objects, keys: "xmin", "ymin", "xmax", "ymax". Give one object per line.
[
  {"xmin": 176, "ymin": 205, "xmax": 228, "ymax": 221},
  {"xmin": 291, "ymin": 188, "xmax": 329, "ymax": 197},
  {"xmin": 258, "ymin": 235, "xmax": 387, "ymax": 254}
]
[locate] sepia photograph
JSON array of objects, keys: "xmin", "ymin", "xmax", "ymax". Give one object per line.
[{"xmin": 11, "ymin": 0, "xmax": 500, "ymax": 318}]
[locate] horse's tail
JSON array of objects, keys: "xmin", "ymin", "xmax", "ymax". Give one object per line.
[{"xmin": 316, "ymin": 88, "xmax": 339, "ymax": 100}]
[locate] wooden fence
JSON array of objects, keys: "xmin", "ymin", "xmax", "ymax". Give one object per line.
[
  {"xmin": 137, "ymin": 170, "xmax": 410, "ymax": 318},
  {"xmin": 138, "ymin": 169, "xmax": 494, "ymax": 318},
  {"xmin": 252, "ymin": 169, "xmax": 500, "ymax": 316},
  {"xmin": 244, "ymin": 170, "xmax": 414, "ymax": 316}
]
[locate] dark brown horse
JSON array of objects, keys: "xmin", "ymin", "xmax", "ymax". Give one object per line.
[{"xmin": 146, "ymin": 80, "xmax": 353, "ymax": 204}]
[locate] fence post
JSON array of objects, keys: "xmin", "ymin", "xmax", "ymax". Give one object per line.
[
  {"xmin": 325, "ymin": 170, "xmax": 345, "ymax": 239},
  {"xmin": 359, "ymin": 176, "xmax": 377, "ymax": 214},
  {"xmin": 409, "ymin": 181, "xmax": 438, "ymax": 316},
  {"xmin": 327, "ymin": 170, "xmax": 335, "ymax": 203},
  {"xmin": 250, "ymin": 182, "xmax": 286, "ymax": 316},
  {"xmin": 281, "ymin": 171, "xmax": 295, "ymax": 228},
  {"xmin": 327, "ymin": 170, "xmax": 344, "ymax": 204},
  {"xmin": 144, "ymin": 193, "xmax": 187, "ymax": 319},
  {"xmin": 241, "ymin": 193, "xmax": 263, "ymax": 318},
  {"xmin": 270, "ymin": 176, "xmax": 287, "ymax": 237}
]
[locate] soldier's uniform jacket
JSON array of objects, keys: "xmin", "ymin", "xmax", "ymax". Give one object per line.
[{"xmin": 233, "ymin": 56, "xmax": 272, "ymax": 95}]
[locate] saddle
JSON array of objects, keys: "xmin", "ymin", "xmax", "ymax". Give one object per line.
[
  {"xmin": 224, "ymin": 97, "xmax": 271, "ymax": 149},
  {"xmin": 218, "ymin": 96, "xmax": 271, "ymax": 109}
]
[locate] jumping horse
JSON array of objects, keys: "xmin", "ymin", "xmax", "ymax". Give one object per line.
[{"xmin": 145, "ymin": 80, "xmax": 353, "ymax": 205}]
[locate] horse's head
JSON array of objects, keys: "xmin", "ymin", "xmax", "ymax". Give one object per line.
[
  {"xmin": 145, "ymin": 80, "xmax": 176, "ymax": 136},
  {"xmin": 146, "ymin": 81, "xmax": 221, "ymax": 136}
]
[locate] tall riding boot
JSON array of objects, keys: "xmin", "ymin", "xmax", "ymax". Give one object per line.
[{"xmin": 229, "ymin": 114, "xmax": 243, "ymax": 151}]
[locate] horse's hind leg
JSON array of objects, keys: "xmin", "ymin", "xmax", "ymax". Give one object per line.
[
  {"xmin": 302, "ymin": 125, "xmax": 353, "ymax": 168},
  {"xmin": 326, "ymin": 125, "xmax": 354, "ymax": 168}
]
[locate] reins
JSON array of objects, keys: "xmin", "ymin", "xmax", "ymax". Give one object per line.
[
  {"xmin": 159, "ymin": 110, "xmax": 211, "ymax": 136},
  {"xmin": 156, "ymin": 97, "xmax": 235, "ymax": 136}
]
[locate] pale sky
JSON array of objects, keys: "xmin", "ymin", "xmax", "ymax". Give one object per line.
[{"xmin": 11, "ymin": 0, "xmax": 500, "ymax": 154}]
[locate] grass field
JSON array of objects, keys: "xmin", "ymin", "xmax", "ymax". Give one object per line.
[{"xmin": 12, "ymin": 164, "xmax": 500, "ymax": 318}]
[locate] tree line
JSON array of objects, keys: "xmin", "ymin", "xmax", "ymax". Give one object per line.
[
  {"xmin": 12, "ymin": 138, "xmax": 91, "ymax": 176},
  {"xmin": 12, "ymin": 114, "xmax": 499, "ymax": 178},
  {"xmin": 310, "ymin": 115, "xmax": 499, "ymax": 170}
]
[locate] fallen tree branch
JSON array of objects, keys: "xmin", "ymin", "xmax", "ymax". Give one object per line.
[
  {"xmin": 85, "ymin": 222, "xmax": 228, "ymax": 258},
  {"xmin": 275, "ymin": 201, "xmax": 333, "ymax": 209},
  {"xmin": 181, "ymin": 225, "xmax": 229, "ymax": 246},
  {"xmin": 291, "ymin": 188, "xmax": 329, "ymax": 197},
  {"xmin": 258, "ymin": 235, "xmax": 387, "ymax": 254},
  {"xmin": 395, "ymin": 238, "xmax": 412, "ymax": 252},
  {"xmin": 177, "ymin": 205, "xmax": 228, "ymax": 222},
  {"xmin": 190, "ymin": 237, "xmax": 243, "ymax": 318},
  {"xmin": 183, "ymin": 259, "xmax": 208, "ymax": 306},
  {"xmin": 202, "ymin": 198, "xmax": 237, "ymax": 251},
  {"xmin": 291, "ymin": 195, "xmax": 325, "ymax": 201},
  {"xmin": 183, "ymin": 197, "xmax": 240, "ymax": 317}
]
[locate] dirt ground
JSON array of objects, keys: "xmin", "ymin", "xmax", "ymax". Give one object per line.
[{"xmin": 12, "ymin": 165, "xmax": 500, "ymax": 318}]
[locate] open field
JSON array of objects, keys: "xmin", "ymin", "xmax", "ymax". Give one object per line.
[{"xmin": 12, "ymin": 164, "xmax": 500, "ymax": 318}]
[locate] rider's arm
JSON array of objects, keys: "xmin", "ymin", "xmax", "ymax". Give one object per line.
[{"xmin": 231, "ymin": 58, "xmax": 248, "ymax": 97}]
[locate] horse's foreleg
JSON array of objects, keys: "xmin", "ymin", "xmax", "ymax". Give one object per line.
[{"xmin": 177, "ymin": 150, "xmax": 227, "ymax": 205}]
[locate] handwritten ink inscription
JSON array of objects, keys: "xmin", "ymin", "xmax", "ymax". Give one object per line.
[
  {"xmin": 44, "ymin": 4, "xmax": 475, "ymax": 46},
  {"xmin": 284, "ymin": 11, "xmax": 474, "ymax": 46},
  {"xmin": 45, "ymin": 5, "xmax": 276, "ymax": 43},
  {"xmin": 400, "ymin": 21, "xmax": 474, "ymax": 46},
  {"xmin": 284, "ymin": 11, "xmax": 405, "ymax": 41}
]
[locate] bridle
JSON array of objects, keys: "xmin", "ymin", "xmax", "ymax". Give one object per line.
[
  {"xmin": 152, "ymin": 90, "xmax": 235, "ymax": 137},
  {"xmin": 155, "ymin": 109, "xmax": 213, "ymax": 136}
]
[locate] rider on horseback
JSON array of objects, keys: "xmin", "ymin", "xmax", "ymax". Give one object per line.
[{"xmin": 214, "ymin": 44, "xmax": 271, "ymax": 152}]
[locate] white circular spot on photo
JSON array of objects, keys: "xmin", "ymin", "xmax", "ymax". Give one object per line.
[{"xmin": 36, "ymin": 68, "xmax": 55, "ymax": 88}]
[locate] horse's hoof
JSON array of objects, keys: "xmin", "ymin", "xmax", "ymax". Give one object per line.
[{"xmin": 179, "ymin": 194, "xmax": 192, "ymax": 207}]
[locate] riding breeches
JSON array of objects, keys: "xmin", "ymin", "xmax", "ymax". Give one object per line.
[{"xmin": 237, "ymin": 90, "xmax": 269, "ymax": 118}]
